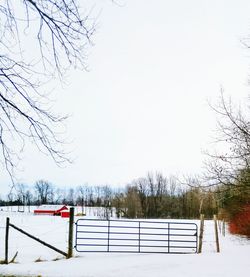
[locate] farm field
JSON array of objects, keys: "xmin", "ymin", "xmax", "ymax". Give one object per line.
[{"xmin": 0, "ymin": 209, "xmax": 249, "ymax": 277}]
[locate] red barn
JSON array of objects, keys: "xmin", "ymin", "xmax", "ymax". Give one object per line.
[{"xmin": 34, "ymin": 205, "xmax": 68, "ymax": 216}]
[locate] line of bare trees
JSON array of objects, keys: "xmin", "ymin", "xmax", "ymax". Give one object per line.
[
  {"xmin": 0, "ymin": 180, "xmax": 113, "ymax": 210},
  {"xmin": 113, "ymin": 173, "xmax": 218, "ymax": 219},
  {"xmin": 0, "ymin": 173, "xmax": 218, "ymax": 219}
]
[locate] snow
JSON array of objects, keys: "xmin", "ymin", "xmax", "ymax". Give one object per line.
[
  {"xmin": 34, "ymin": 205, "xmax": 68, "ymax": 211},
  {"xmin": 0, "ymin": 210, "xmax": 249, "ymax": 277}
]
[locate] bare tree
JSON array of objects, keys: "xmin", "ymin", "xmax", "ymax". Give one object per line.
[
  {"xmin": 66, "ymin": 188, "xmax": 75, "ymax": 206},
  {"xmin": 204, "ymin": 91, "xmax": 250, "ymax": 188},
  {"xmin": 6, "ymin": 190, "xmax": 14, "ymax": 211},
  {"xmin": 53, "ymin": 187, "xmax": 64, "ymax": 204},
  {"xmin": 25, "ymin": 189, "xmax": 33, "ymax": 212},
  {"xmin": 34, "ymin": 179, "xmax": 54, "ymax": 204},
  {"xmin": 112, "ymin": 188, "xmax": 126, "ymax": 218},
  {"xmin": 15, "ymin": 183, "xmax": 34, "ymax": 212},
  {"xmin": 94, "ymin": 186, "xmax": 102, "ymax": 207},
  {"xmin": 16, "ymin": 183, "xmax": 26, "ymax": 204},
  {"xmin": 124, "ymin": 185, "xmax": 142, "ymax": 218},
  {"xmin": 0, "ymin": 1, "xmax": 95, "ymax": 179},
  {"xmin": 76, "ymin": 184, "xmax": 89, "ymax": 214},
  {"xmin": 102, "ymin": 185, "xmax": 113, "ymax": 219}
]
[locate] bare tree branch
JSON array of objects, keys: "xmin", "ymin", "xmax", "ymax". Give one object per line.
[
  {"xmin": 204, "ymin": 90, "xmax": 250, "ymax": 188},
  {"xmin": 0, "ymin": 0, "xmax": 95, "ymax": 180}
]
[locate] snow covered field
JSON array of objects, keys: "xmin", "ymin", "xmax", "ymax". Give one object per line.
[{"xmin": 0, "ymin": 209, "xmax": 249, "ymax": 277}]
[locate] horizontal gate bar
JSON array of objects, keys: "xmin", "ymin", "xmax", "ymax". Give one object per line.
[
  {"xmin": 76, "ymin": 224, "xmax": 196, "ymax": 232},
  {"xmin": 74, "ymin": 250, "xmax": 197, "ymax": 254},
  {"xmin": 76, "ymin": 243, "xmax": 196, "ymax": 248},
  {"xmin": 76, "ymin": 237, "xmax": 196, "ymax": 244},
  {"xmin": 76, "ymin": 230, "xmax": 196, "ymax": 237},
  {"xmin": 77, "ymin": 218, "xmax": 196, "ymax": 225}
]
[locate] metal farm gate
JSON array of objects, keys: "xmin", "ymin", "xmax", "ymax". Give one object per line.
[{"xmin": 75, "ymin": 219, "xmax": 198, "ymax": 254}]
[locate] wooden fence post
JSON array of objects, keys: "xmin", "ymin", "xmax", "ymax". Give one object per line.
[
  {"xmin": 214, "ymin": 214, "xmax": 220, "ymax": 253},
  {"xmin": 67, "ymin": 207, "xmax": 74, "ymax": 259},
  {"xmin": 198, "ymin": 214, "xmax": 204, "ymax": 253},
  {"xmin": 5, "ymin": 217, "xmax": 10, "ymax": 264}
]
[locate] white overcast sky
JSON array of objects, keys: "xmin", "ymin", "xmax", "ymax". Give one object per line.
[{"xmin": 1, "ymin": 0, "xmax": 250, "ymax": 194}]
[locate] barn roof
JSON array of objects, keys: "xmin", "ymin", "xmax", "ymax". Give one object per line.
[{"xmin": 35, "ymin": 205, "xmax": 68, "ymax": 211}]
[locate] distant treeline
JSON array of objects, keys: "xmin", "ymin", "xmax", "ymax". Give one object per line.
[{"xmin": 0, "ymin": 173, "xmax": 218, "ymax": 219}]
